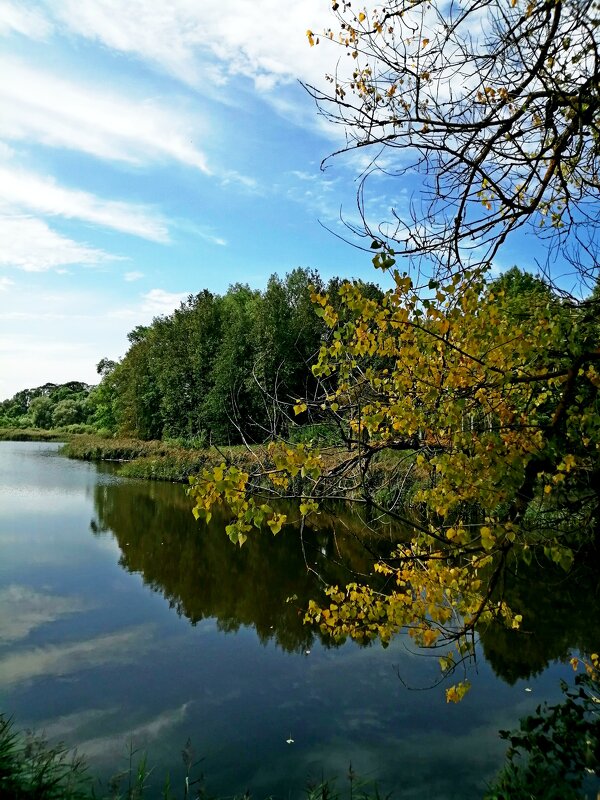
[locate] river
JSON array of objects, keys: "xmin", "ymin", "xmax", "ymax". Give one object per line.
[{"xmin": 0, "ymin": 441, "xmax": 596, "ymax": 798}]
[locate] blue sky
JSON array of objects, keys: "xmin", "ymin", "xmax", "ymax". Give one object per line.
[
  {"xmin": 0, "ymin": 0, "xmax": 390, "ymax": 397},
  {"xmin": 0, "ymin": 0, "xmax": 540, "ymax": 399}
]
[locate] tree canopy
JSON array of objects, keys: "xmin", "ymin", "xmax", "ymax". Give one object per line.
[
  {"xmin": 88, "ymin": 269, "xmax": 384, "ymax": 445},
  {"xmin": 189, "ymin": 0, "xmax": 600, "ymax": 701}
]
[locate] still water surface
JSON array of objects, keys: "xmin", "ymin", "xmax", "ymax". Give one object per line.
[{"xmin": 0, "ymin": 441, "xmax": 593, "ymax": 798}]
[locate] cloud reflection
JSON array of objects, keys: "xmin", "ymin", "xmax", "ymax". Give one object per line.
[
  {"xmin": 0, "ymin": 624, "xmax": 154, "ymax": 687},
  {"xmin": 0, "ymin": 585, "xmax": 88, "ymax": 643},
  {"xmin": 76, "ymin": 702, "xmax": 192, "ymax": 761}
]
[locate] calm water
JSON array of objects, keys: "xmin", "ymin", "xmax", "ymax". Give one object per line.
[{"xmin": 0, "ymin": 441, "xmax": 597, "ymax": 798}]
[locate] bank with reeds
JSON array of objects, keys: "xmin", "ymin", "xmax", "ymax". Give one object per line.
[{"xmin": 61, "ymin": 435, "xmax": 265, "ymax": 482}]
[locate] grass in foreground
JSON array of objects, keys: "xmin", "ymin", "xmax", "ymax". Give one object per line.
[{"xmin": 0, "ymin": 714, "xmax": 388, "ymax": 800}]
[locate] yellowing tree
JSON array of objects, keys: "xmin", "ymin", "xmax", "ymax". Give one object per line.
[
  {"xmin": 190, "ymin": 263, "xmax": 599, "ymax": 693},
  {"xmin": 305, "ymin": 0, "xmax": 600, "ymax": 283},
  {"xmin": 189, "ymin": 0, "xmax": 600, "ymax": 697}
]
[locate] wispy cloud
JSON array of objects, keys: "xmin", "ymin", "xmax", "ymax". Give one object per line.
[
  {"xmin": 0, "ymin": 166, "xmax": 170, "ymax": 242},
  {"xmin": 0, "ymin": 217, "xmax": 120, "ymax": 271},
  {"xmin": 174, "ymin": 219, "xmax": 228, "ymax": 247},
  {"xmin": 108, "ymin": 287, "xmax": 189, "ymax": 319},
  {"xmin": 124, "ymin": 271, "xmax": 145, "ymax": 282},
  {"xmin": 141, "ymin": 288, "xmax": 187, "ymax": 314},
  {"xmin": 0, "ymin": 57, "xmax": 210, "ymax": 172},
  {"xmin": 0, "ymin": 276, "xmax": 13, "ymax": 291},
  {"xmin": 77, "ymin": 703, "xmax": 192, "ymax": 760},
  {"xmin": 48, "ymin": 0, "xmax": 335, "ymax": 91},
  {"xmin": 0, "ymin": 1, "xmax": 52, "ymax": 39}
]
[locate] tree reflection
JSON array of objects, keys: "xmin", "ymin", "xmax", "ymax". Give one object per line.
[
  {"xmin": 91, "ymin": 479, "xmax": 382, "ymax": 653},
  {"xmin": 92, "ymin": 477, "xmax": 600, "ymax": 675},
  {"xmin": 480, "ymin": 554, "xmax": 600, "ymax": 684}
]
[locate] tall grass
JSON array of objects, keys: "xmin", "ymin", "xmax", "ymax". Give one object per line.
[
  {"xmin": 0, "ymin": 428, "xmax": 70, "ymax": 442},
  {"xmin": 61, "ymin": 436, "xmax": 265, "ymax": 483},
  {"xmin": 0, "ymin": 714, "xmax": 90, "ymax": 800},
  {"xmin": 1, "ymin": 714, "xmax": 388, "ymax": 800}
]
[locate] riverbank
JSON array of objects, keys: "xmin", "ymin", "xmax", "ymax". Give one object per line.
[
  {"xmin": 0, "ymin": 427, "xmax": 74, "ymax": 442},
  {"xmin": 0, "ymin": 422, "xmax": 415, "ymax": 488},
  {"xmin": 61, "ymin": 434, "xmax": 265, "ymax": 482}
]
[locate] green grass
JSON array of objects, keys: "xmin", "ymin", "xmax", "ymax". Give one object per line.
[
  {"xmin": 0, "ymin": 424, "xmax": 101, "ymax": 442},
  {"xmin": 0, "ymin": 427, "xmax": 71, "ymax": 442},
  {"xmin": 61, "ymin": 435, "xmax": 264, "ymax": 482},
  {"xmin": 0, "ymin": 714, "xmax": 90, "ymax": 800}
]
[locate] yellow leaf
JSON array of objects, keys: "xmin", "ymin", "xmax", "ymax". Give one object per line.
[
  {"xmin": 306, "ymin": 30, "xmax": 315, "ymax": 46},
  {"xmin": 445, "ymin": 680, "xmax": 471, "ymax": 703},
  {"xmin": 358, "ymin": 12, "xmax": 366, "ymax": 22}
]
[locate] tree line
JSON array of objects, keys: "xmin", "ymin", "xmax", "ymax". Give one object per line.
[
  {"xmin": 0, "ymin": 268, "xmax": 382, "ymax": 444},
  {"xmin": 0, "ymin": 381, "xmax": 95, "ymax": 431}
]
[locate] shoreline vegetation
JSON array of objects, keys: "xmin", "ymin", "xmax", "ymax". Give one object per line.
[
  {"xmin": 62, "ymin": 434, "xmax": 264, "ymax": 482},
  {"xmin": 0, "ymin": 428, "xmax": 264, "ymax": 482},
  {"xmin": 2, "ymin": 430, "xmax": 413, "ymax": 493}
]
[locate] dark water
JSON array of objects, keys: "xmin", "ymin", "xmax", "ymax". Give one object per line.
[{"xmin": 0, "ymin": 441, "xmax": 597, "ymax": 798}]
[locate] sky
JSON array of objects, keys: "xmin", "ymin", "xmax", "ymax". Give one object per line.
[
  {"xmin": 0, "ymin": 0, "xmax": 535, "ymax": 400},
  {"xmin": 0, "ymin": 0, "xmax": 389, "ymax": 398}
]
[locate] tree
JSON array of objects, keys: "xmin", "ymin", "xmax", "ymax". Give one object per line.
[
  {"xmin": 28, "ymin": 396, "xmax": 54, "ymax": 429},
  {"xmin": 305, "ymin": 0, "xmax": 600, "ymax": 285},
  {"xmin": 51, "ymin": 399, "xmax": 83, "ymax": 428},
  {"xmin": 189, "ymin": 0, "xmax": 600, "ymax": 700}
]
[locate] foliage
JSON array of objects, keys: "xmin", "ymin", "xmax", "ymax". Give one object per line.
[
  {"xmin": 92, "ymin": 270, "xmax": 321, "ymax": 443},
  {"xmin": 0, "ymin": 381, "xmax": 95, "ymax": 431},
  {"xmin": 89, "ymin": 269, "xmax": 383, "ymax": 445},
  {"xmin": 0, "ymin": 713, "xmax": 90, "ymax": 800},
  {"xmin": 188, "ymin": 0, "xmax": 600, "ymax": 701},
  {"xmin": 189, "ymin": 265, "xmax": 600, "ymax": 697},
  {"xmin": 485, "ymin": 656, "xmax": 600, "ymax": 799},
  {"xmin": 306, "ymin": 0, "xmax": 600, "ymax": 281}
]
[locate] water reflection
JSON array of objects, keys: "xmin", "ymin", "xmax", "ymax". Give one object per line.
[
  {"xmin": 91, "ymin": 480, "xmax": 385, "ymax": 653},
  {"xmin": 480, "ymin": 555, "xmax": 600, "ymax": 683},
  {"xmin": 3, "ymin": 443, "xmax": 599, "ymax": 799},
  {"xmin": 91, "ymin": 476, "xmax": 600, "ymax": 680}
]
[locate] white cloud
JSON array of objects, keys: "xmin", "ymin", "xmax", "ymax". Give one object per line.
[
  {"xmin": 76, "ymin": 703, "xmax": 192, "ymax": 760},
  {"xmin": 45, "ymin": 0, "xmax": 338, "ymax": 109},
  {"xmin": 141, "ymin": 288, "xmax": 187, "ymax": 315},
  {"xmin": 106, "ymin": 288, "xmax": 188, "ymax": 320},
  {"xmin": 0, "ymin": 276, "xmax": 13, "ymax": 290},
  {"xmin": 0, "ymin": 284, "xmax": 198, "ymax": 399},
  {"xmin": 174, "ymin": 219, "xmax": 228, "ymax": 246},
  {"xmin": 0, "ymin": 140, "xmax": 15, "ymax": 158},
  {"xmin": 0, "ymin": 166, "xmax": 170, "ymax": 242},
  {"xmin": 0, "ymin": 326, "xmax": 107, "ymax": 399},
  {"xmin": 0, "ymin": 56, "xmax": 210, "ymax": 172},
  {"xmin": 124, "ymin": 270, "xmax": 145, "ymax": 281},
  {"xmin": 0, "ymin": 1, "xmax": 52, "ymax": 39},
  {"xmin": 0, "ymin": 217, "xmax": 119, "ymax": 271}
]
